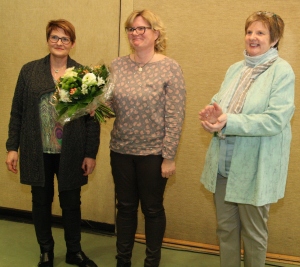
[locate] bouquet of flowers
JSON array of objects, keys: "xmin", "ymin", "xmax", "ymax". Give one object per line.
[{"xmin": 53, "ymin": 64, "xmax": 115, "ymax": 124}]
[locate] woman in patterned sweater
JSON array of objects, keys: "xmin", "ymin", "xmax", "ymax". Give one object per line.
[{"xmin": 108, "ymin": 9, "xmax": 186, "ymax": 267}]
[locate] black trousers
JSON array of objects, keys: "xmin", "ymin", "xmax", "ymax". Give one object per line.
[
  {"xmin": 31, "ymin": 153, "xmax": 82, "ymax": 253},
  {"xmin": 111, "ymin": 151, "xmax": 168, "ymax": 267}
]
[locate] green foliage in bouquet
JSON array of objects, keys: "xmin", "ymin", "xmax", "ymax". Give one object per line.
[{"xmin": 54, "ymin": 65, "xmax": 114, "ymax": 124}]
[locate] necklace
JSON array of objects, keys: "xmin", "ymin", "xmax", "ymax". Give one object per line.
[
  {"xmin": 51, "ymin": 66, "xmax": 66, "ymax": 79},
  {"xmin": 134, "ymin": 53, "xmax": 155, "ymax": 72},
  {"xmin": 52, "ymin": 66, "xmax": 65, "ymax": 73}
]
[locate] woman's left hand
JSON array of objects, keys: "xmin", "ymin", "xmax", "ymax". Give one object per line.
[
  {"xmin": 201, "ymin": 113, "xmax": 227, "ymax": 133},
  {"xmin": 161, "ymin": 158, "xmax": 175, "ymax": 178},
  {"xmin": 82, "ymin": 157, "xmax": 96, "ymax": 176}
]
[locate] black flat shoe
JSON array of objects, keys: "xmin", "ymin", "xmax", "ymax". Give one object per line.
[
  {"xmin": 38, "ymin": 251, "xmax": 54, "ymax": 267},
  {"xmin": 66, "ymin": 250, "xmax": 98, "ymax": 267},
  {"xmin": 116, "ymin": 259, "xmax": 132, "ymax": 267}
]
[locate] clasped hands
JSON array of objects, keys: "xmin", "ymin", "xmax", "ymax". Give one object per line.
[{"xmin": 198, "ymin": 102, "xmax": 227, "ymax": 133}]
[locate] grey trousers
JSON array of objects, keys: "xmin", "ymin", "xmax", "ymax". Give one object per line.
[{"xmin": 214, "ymin": 174, "xmax": 270, "ymax": 267}]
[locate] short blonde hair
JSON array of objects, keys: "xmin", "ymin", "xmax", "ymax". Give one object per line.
[
  {"xmin": 124, "ymin": 9, "xmax": 167, "ymax": 53},
  {"xmin": 245, "ymin": 11, "xmax": 284, "ymax": 49}
]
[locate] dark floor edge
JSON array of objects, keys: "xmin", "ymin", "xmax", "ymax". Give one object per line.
[{"xmin": 0, "ymin": 206, "xmax": 115, "ymax": 236}]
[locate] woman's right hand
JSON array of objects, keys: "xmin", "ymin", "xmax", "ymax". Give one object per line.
[
  {"xmin": 5, "ymin": 151, "xmax": 18, "ymax": 174},
  {"xmin": 201, "ymin": 113, "xmax": 227, "ymax": 133},
  {"xmin": 199, "ymin": 102, "xmax": 223, "ymax": 124}
]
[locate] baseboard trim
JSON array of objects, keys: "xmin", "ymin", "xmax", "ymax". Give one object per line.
[
  {"xmin": 135, "ymin": 234, "xmax": 300, "ymax": 266},
  {"xmin": 0, "ymin": 206, "xmax": 115, "ymax": 235}
]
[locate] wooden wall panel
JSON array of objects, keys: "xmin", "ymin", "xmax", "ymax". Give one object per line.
[
  {"xmin": 127, "ymin": 0, "xmax": 300, "ymax": 257},
  {"xmin": 0, "ymin": 0, "xmax": 120, "ymax": 224},
  {"xmin": 0, "ymin": 0, "xmax": 299, "ymax": 258}
]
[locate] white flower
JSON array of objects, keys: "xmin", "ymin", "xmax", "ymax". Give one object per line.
[
  {"xmin": 81, "ymin": 84, "xmax": 88, "ymax": 95},
  {"xmin": 62, "ymin": 67, "xmax": 78, "ymax": 78},
  {"xmin": 82, "ymin": 73, "xmax": 97, "ymax": 86},
  {"xmin": 59, "ymin": 89, "xmax": 72, "ymax": 102},
  {"xmin": 97, "ymin": 76, "xmax": 105, "ymax": 86}
]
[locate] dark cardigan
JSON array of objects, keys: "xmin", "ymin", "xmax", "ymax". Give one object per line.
[{"xmin": 6, "ymin": 55, "xmax": 100, "ymax": 191}]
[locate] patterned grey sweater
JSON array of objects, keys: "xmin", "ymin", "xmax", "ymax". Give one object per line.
[{"xmin": 109, "ymin": 55, "xmax": 185, "ymax": 160}]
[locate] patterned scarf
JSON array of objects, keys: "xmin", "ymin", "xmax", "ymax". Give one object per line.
[{"xmin": 220, "ymin": 48, "xmax": 278, "ymax": 114}]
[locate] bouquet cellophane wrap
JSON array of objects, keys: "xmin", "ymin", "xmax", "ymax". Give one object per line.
[{"xmin": 53, "ymin": 64, "xmax": 115, "ymax": 125}]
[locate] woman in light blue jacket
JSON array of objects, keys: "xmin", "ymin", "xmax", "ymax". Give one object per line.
[{"xmin": 199, "ymin": 11, "xmax": 295, "ymax": 267}]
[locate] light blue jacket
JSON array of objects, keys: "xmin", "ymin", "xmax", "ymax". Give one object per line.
[{"xmin": 200, "ymin": 57, "xmax": 295, "ymax": 206}]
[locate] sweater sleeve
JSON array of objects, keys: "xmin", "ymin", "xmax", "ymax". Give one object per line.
[
  {"xmin": 6, "ymin": 66, "xmax": 27, "ymax": 151},
  {"xmin": 162, "ymin": 61, "xmax": 186, "ymax": 160},
  {"xmin": 84, "ymin": 115, "xmax": 100, "ymax": 159}
]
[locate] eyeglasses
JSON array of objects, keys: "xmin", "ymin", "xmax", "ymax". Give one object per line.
[
  {"xmin": 256, "ymin": 11, "xmax": 277, "ymax": 18},
  {"xmin": 49, "ymin": 35, "xmax": 71, "ymax": 45},
  {"xmin": 125, "ymin": 26, "xmax": 152, "ymax": 35}
]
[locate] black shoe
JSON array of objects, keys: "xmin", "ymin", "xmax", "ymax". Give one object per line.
[
  {"xmin": 66, "ymin": 250, "xmax": 98, "ymax": 267},
  {"xmin": 38, "ymin": 251, "xmax": 54, "ymax": 267},
  {"xmin": 117, "ymin": 259, "xmax": 131, "ymax": 267}
]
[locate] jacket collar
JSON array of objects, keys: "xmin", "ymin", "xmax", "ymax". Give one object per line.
[{"xmin": 37, "ymin": 54, "xmax": 77, "ymax": 96}]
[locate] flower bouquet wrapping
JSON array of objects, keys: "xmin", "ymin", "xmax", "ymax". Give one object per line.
[{"xmin": 53, "ymin": 64, "xmax": 115, "ymax": 125}]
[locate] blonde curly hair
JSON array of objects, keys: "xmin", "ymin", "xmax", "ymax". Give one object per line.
[{"xmin": 124, "ymin": 9, "xmax": 167, "ymax": 53}]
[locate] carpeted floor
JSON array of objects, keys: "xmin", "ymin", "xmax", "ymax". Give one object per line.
[{"xmin": 0, "ymin": 219, "xmax": 298, "ymax": 267}]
